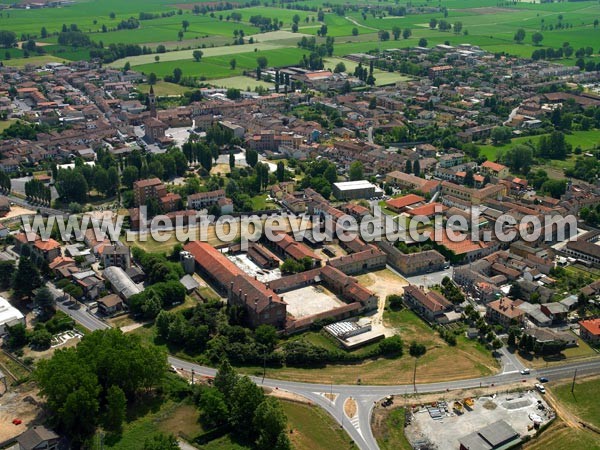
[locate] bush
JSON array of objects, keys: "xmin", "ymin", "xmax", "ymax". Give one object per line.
[{"xmin": 378, "ymin": 335, "xmax": 403, "ymax": 357}]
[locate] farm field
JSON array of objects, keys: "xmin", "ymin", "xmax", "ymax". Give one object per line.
[
  {"xmin": 136, "ymin": 81, "xmax": 191, "ymax": 96},
  {"xmin": 550, "ymin": 376, "xmax": 600, "ymax": 427},
  {"xmin": 478, "ymin": 129, "xmax": 600, "ymax": 161},
  {"xmin": 207, "ymin": 75, "xmax": 273, "ymax": 90},
  {"xmin": 132, "ymin": 47, "xmax": 308, "ymax": 80},
  {"xmin": 323, "ymin": 57, "xmax": 412, "ymax": 86}
]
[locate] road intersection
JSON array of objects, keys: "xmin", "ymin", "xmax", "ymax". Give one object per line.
[{"xmin": 50, "ymin": 284, "xmax": 600, "ymax": 450}]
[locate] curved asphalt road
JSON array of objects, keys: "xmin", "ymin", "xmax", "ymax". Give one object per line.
[{"xmin": 50, "ymin": 284, "xmax": 600, "ymax": 450}]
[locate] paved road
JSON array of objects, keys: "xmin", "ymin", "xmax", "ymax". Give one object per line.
[{"xmin": 48, "ymin": 284, "xmax": 600, "ymax": 449}]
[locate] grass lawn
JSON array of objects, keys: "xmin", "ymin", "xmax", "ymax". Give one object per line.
[
  {"xmin": 2, "ymin": 55, "xmax": 70, "ymax": 67},
  {"xmin": 373, "ymin": 407, "xmax": 412, "ymax": 450},
  {"xmin": 551, "ymin": 377, "xmax": 600, "ymax": 427},
  {"xmin": 524, "ymin": 417, "xmax": 600, "ymax": 450},
  {"xmin": 251, "ymin": 193, "xmax": 277, "ymax": 210},
  {"xmin": 238, "ymin": 308, "xmax": 498, "ymax": 384},
  {"xmin": 94, "ymin": 398, "xmax": 203, "ymax": 449},
  {"xmin": 0, "ymin": 119, "xmax": 17, "ymax": 133},
  {"xmin": 478, "ymin": 129, "xmax": 600, "ymax": 161},
  {"xmin": 109, "ymin": 42, "xmax": 290, "ymax": 68},
  {"xmin": 137, "ymin": 81, "xmax": 191, "ymax": 96},
  {"xmin": 282, "ymin": 400, "xmax": 356, "ymax": 450},
  {"xmin": 209, "ymin": 75, "xmax": 273, "ymax": 90}
]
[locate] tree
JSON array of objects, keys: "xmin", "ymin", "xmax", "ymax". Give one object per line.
[
  {"xmin": 255, "ymin": 324, "xmax": 278, "ymax": 351},
  {"xmin": 199, "ymin": 388, "xmax": 229, "ymax": 428},
  {"xmin": 6, "ymin": 323, "xmax": 28, "ymax": 349},
  {"xmin": 177, "ymin": 30, "xmax": 184, "ymax": 41},
  {"xmin": 104, "ymin": 385, "xmax": 126, "ymax": 433},
  {"xmin": 464, "ymin": 170, "xmax": 474, "ymax": 187},
  {"xmin": 230, "ymin": 58, "xmax": 237, "ymax": 70},
  {"xmin": 214, "ymin": 359, "xmax": 238, "ymax": 407},
  {"xmin": 230, "ymin": 376, "xmax": 264, "ymax": 438},
  {"xmin": 254, "ymin": 398, "xmax": 290, "ymax": 450},
  {"xmin": 333, "ymin": 61, "xmax": 346, "ymax": 73},
  {"xmin": 429, "ymin": 18, "xmax": 437, "ymax": 29},
  {"xmin": 182, "ymin": 20, "xmax": 190, "ymax": 31},
  {"xmin": 409, "ymin": 341, "xmax": 426, "ymax": 357},
  {"xmin": 453, "ymin": 22, "xmax": 462, "ymax": 34},
  {"xmin": 405, "ymin": 159, "xmax": 412, "ymax": 173},
  {"xmin": 148, "ymin": 72, "xmax": 157, "ymax": 85},
  {"xmin": 122, "ymin": 166, "xmax": 139, "ymax": 189},
  {"xmin": 40, "ymin": 27, "xmax": 48, "ymax": 38},
  {"xmin": 418, "ymin": 38, "xmax": 427, "ymax": 47},
  {"xmin": 0, "ymin": 31, "xmax": 16, "ymax": 48},
  {"xmin": 352, "ymin": 27, "xmax": 359, "ymax": 36},
  {"xmin": 30, "ymin": 329, "xmax": 52, "ymax": 350},
  {"xmin": 514, "ymin": 28, "xmax": 525, "ymax": 43},
  {"xmin": 193, "ymin": 50, "xmax": 203, "ymax": 62},
  {"xmin": 226, "ymin": 88, "xmax": 241, "ymax": 100},
  {"xmin": 392, "ymin": 26, "xmax": 401, "ymax": 40},
  {"xmin": 532, "ymin": 32, "xmax": 544, "ymax": 46},
  {"xmin": 13, "ymin": 257, "xmax": 41, "ymax": 299},
  {"xmin": 155, "ymin": 55, "xmax": 160, "ymax": 62},
  {"xmin": 256, "ymin": 56, "xmax": 268, "ymax": 69},
  {"xmin": 413, "ymin": 159, "xmax": 421, "ymax": 176},
  {"xmin": 0, "ymin": 260, "xmax": 14, "ymax": 289},
  {"xmin": 491, "ymin": 126, "xmax": 512, "ymax": 145},
  {"xmin": 378, "ymin": 30, "xmax": 390, "ymax": 41},
  {"xmin": 172, "ymin": 67, "xmax": 183, "ymax": 83},
  {"xmin": 378, "ymin": 335, "xmax": 404, "ymax": 356},
  {"xmin": 245, "ymin": 148, "xmax": 258, "ymax": 167},
  {"xmin": 349, "ymin": 161, "xmax": 364, "ymax": 181},
  {"xmin": 402, "ymin": 28, "xmax": 411, "ymax": 40},
  {"xmin": 34, "ymin": 287, "xmax": 54, "ymax": 312},
  {"xmin": 276, "ymin": 161, "xmax": 285, "ymax": 182}
]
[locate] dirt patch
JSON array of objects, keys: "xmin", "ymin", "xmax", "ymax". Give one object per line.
[
  {"xmin": 324, "ymin": 393, "xmax": 337, "ymax": 402},
  {"xmin": 344, "ymin": 397, "xmax": 357, "ymax": 418},
  {"xmin": 1, "ymin": 205, "xmax": 35, "ymax": 220},
  {"xmin": 0, "ymin": 382, "xmax": 44, "ymax": 443},
  {"xmin": 263, "ymin": 387, "xmax": 312, "ymax": 405}
]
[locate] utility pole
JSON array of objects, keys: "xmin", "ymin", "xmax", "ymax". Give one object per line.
[
  {"xmin": 571, "ymin": 368, "xmax": 577, "ymax": 393},
  {"xmin": 191, "ymin": 368, "xmax": 195, "ymax": 385},
  {"xmin": 413, "ymin": 357, "xmax": 418, "ymax": 394},
  {"xmin": 262, "ymin": 350, "xmax": 266, "ymax": 384}
]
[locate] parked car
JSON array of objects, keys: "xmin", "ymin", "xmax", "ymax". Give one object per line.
[
  {"xmin": 520, "ymin": 368, "xmax": 530, "ymax": 375},
  {"xmin": 535, "ymin": 383, "xmax": 546, "ymax": 394}
]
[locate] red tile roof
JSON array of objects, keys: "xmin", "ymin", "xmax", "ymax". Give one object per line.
[
  {"xmin": 579, "ymin": 318, "xmax": 600, "ymax": 336},
  {"xmin": 386, "ymin": 194, "xmax": 425, "ymax": 210}
]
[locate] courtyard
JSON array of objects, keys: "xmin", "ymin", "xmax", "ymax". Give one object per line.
[{"xmin": 282, "ymin": 285, "xmax": 346, "ymax": 319}]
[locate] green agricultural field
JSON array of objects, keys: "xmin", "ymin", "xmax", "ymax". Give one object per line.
[
  {"xmin": 2, "ymin": 54, "xmax": 68, "ymax": 67},
  {"xmin": 137, "ymin": 81, "xmax": 191, "ymax": 96},
  {"xmin": 323, "ymin": 57, "xmax": 412, "ymax": 86},
  {"xmin": 0, "ymin": 0, "xmax": 598, "ymax": 70},
  {"xmin": 108, "ymin": 42, "xmax": 290, "ymax": 68},
  {"xmin": 478, "ymin": 129, "xmax": 600, "ymax": 161},
  {"xmin": 551, "ymin": 377, "xmax": 600, "ymax": 427},
  {"xmin": 210, "ymin": 75, "xmax": 273, "ymax": 90},
  {"xmin": 133, "ymin": 47, "xmax": 308, "ymax": 80}
]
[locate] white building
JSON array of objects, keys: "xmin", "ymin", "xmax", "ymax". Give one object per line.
[
  {"xmin": 0, "ymin": 297, "xmax": 25, "ymax": 334},
  {"xmin": 332, "ymin": 180, "xmax": 383, "ymax": 200}
]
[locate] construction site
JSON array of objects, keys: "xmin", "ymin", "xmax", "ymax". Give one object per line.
[{"xmin": 404, "ymin": 391, "xmax": 554, "ymax": 450}]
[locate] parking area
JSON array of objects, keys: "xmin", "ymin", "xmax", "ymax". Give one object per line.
[
  {"xmin": 405, "ymin": 391, "xmax": 554, "ymax": 450},
  {"xmin": 282, "ymin": 285, "xmax": 345, "ymax": 318}
]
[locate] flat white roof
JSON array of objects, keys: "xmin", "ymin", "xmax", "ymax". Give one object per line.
[
  {"xmin": 333, "ymin": 180, "xmax": 376, "ymax": 191},
  {"xmin": 0, "ymin": 297, "xmax": 24, "ymax": 327}
]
